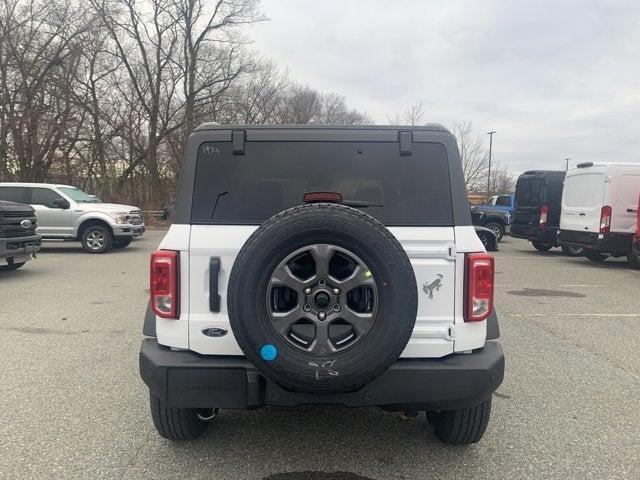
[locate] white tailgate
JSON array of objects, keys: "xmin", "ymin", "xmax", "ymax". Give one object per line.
[
  {"xmin": 188, "ymin": 225, "xmax": 457, "ymax": 358},
  {"xmin": 561, "ymin": 171, "xmax": 606, "ymax": 232}
]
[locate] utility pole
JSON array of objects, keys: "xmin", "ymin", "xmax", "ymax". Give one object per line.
[
  {"xmin": 565, "ymin": 157, "xmax": 571, "ymax": 171},
  {"xmin": 487, "ymin": 131, "xmax": 496, "ymax": 201}
]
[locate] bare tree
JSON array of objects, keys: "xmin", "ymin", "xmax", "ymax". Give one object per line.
[
  {"xmin": 449, "ymin": 122, "xmax": 489, "ymax": 193},
  {"xmin": 387, "ymin": 101, "xmax": 425, "ymax": 126}
]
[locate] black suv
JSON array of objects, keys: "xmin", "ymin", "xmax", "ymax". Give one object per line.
[{"xmin": 0, "ymin": 201, "xmax": 42, "ymax": 271}]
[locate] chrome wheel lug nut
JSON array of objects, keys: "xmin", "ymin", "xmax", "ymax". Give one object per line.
[
  {"xmin": 303, "ymin": 304, "xmax": 312, "ymax": 312},
  {"xmin": 332, "ymin": 288, "xmax": 340, "ymax": 295},
  {"xmin": 318, "ymin": 311, "xmax": 326, "ymax": 320},
  {"xmin": 304, "ymin": 287, "xmax": 312, "ymax": 295}
]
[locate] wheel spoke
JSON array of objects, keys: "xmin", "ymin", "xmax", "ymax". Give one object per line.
[
  {"xmin": 310, "ymin": 321, "xmax": 334, "ymax": 354},
  {"xmin": 271, "ymin": 306, "xmax": 305, "ymax": 335},
  {"xmin": 341, "ymin": 308, "xmax": 375, "ymax": 336},
  {"xmin": 333, "ymin": 265, "xmax": 374, "ymax": 293},
  {"xmin": 309, "ymin": 244, "xmax": 335, "ymax": 278},
  {"xmin": 271, "ymin": 264, "xmax": 311, "ymax": 291}
]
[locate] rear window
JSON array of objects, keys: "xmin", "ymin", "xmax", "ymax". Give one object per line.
[
  {"xmin": 191, "ymin": 141, "xmax": 453, "ymax": 226},
  {"xmin": 515, "ymin": 177, "xmax": 544, "ymax": 206},
  {"xmin": 564, "ymin": 173, "xmax": 604, "ymax": 208},
  {"xmin": 495, "ymin": 195, "xmax": 511, "ymax": 206}
]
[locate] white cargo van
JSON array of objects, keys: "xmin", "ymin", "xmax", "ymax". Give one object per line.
[{"xmin": 559, "ymin": 162, "xmax": 640, "ymax": 266}]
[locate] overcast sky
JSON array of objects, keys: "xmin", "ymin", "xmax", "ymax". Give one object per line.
[{"xmin": 247, "ymin": 0, "xmax": 640, "ymax": 174}]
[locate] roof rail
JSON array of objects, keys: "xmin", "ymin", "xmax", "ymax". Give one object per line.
[{"xmin": 577, "ymin": 162, "xmax": 594, "ymax": 168}]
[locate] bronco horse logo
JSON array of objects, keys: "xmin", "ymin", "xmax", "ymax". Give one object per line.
[{"xmin": 422, "ymin": 274, "xmax": 444, "ymax": 299}]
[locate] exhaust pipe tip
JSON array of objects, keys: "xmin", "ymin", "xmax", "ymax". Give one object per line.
[{"xmin": 196, "ymin": 408, "xmax": 219, "ymax": 422}]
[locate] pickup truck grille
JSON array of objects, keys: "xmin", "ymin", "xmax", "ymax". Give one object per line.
[
  {"xmin": 0, "ymin": 213, "xmax": 38, "ymax": 239},
  {"xmin": 128, "ymin": 210, "xmax": 143, "ymax": 225},
  {"xmin": 1, "ymin": 226, "xmax": 38, "ymax": 238},
  {"xmin": 1, "ymin": 210, "xmax": 34, "ymax": 218}
]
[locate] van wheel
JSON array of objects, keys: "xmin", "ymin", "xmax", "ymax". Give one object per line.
[
  {"xmin": 532, "ymin": 241, "xmax": 552, "ymax": 252},
  {"xmin": 81, "ymin": 225, "xmax": 113, "ymax": 253},
  {"xmin": 585, "ymin": 251, "xmax": 608, "ymax": 263},
  {"xmin": 628, "ymin": 251, "xmax": 640, "ymax": 269},
  {"xmin": 149, "ymin": 394, "xmax": 211, "ymax": 440},
  {"xmin": 0, "ymin": 262, "xmax": 25, "ymax": 271},
  {"xmin": 484, "ymin": 222, "xmax": 504, "ymax": 241},
  {"xmin": 561, "ymin": 245, "xmax": 584, "ymax": 257},
  {"xmin": 426, "ymin": 398, "xmax": 492, "ymax": 444}
]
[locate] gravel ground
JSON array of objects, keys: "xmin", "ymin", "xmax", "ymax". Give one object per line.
[{"xmin": 1, "ymin": 232, "xmax": 639, "ymax": 479}]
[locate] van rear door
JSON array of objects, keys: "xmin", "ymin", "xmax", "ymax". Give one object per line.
[
  {"xmin": 561, "ymin": 168, "xmax": 606, "ymax": 233},
  {"xmin": 611, "ymin": 166, "xmax": 640, "ymax": 234}
]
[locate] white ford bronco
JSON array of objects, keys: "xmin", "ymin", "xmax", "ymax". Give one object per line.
[{"xmin": 140, "ymin": 125, "xmax": 504, "ymax": 444}]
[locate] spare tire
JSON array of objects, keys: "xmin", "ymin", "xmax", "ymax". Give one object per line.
[{"xmin": 227, "ymin": 203, "xmax": 417, "ymax": 393}]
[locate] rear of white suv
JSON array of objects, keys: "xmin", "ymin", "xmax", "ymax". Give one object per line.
[{"xmin": 140, "ymin": 125, "xmax": 504, "ymax": 444}]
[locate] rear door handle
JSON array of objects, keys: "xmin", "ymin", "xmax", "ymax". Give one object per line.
[
  {"xmin": 579, "ymin": 213, "xmax": 586, "ymax": 216},
  {"xmin": 627, "ymin": 208, "xmax": 638, "ymax": 213},
  {"xmin": 209, "ymin": 257, "xmax": 221, "ymax": 312}
]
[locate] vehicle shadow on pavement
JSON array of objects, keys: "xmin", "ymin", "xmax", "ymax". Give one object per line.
[{"xmin": 137, "ymin": 406, "xmax": 489, "ymax": 479}]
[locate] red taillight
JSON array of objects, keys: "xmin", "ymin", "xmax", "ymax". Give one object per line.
[
  {"xmin": 539, "ymin": 204, "xmax": 549, "ymax": 229},
  {"xmin": 303, "ymin": 191, "xmax": 343, "ymax": 203},
  {"xmin": 465, "ymin": 253, "xmax": 494, "ymax": 322},
  {"xmin": 599, "ymin": 205, "xmax": 612, "ymax": 234},
  {"xmin": 150, "ymin": 250, "xmax": 179, "ymax": 318}
]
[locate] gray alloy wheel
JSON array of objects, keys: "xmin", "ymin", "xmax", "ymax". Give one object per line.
[
  {"xmin": 81, "ymin": 225, "xmax": 113, "ymax": 254},
  {"xmin": 267, "ymin": 244, "xmax": 378, "ymax": 355}
]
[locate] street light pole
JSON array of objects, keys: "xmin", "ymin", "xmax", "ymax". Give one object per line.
[{"xmin": 487, "ymin": 131, "xmax": 496, "ymax": 202}]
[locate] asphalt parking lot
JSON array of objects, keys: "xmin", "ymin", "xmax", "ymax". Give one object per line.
[{"xmin": 1, "ymin": 231, "xmax": 639, "ymax": 479}]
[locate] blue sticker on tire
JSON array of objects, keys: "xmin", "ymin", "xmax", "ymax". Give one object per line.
[{"xmin": 260, "ymin": 344, "xmax": 277, "ymax": 361}]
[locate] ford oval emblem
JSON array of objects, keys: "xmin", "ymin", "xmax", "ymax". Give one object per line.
[
  {"xmin": 20, "ymin": 219, "xmax": 32, "ymax": 229},
  {"xmin": 202, "ymin": 327, "xmax": 227, "ymax": 338}
]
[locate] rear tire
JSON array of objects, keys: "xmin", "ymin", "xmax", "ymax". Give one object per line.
[
  {"xmin": 585, "ymin": 250, "xmax": 608, "ymax": 263},
  {"xmin": 532, "ymin": 241, "xmax": 552, "ymax": 252},
  {"xmin": 427, "ymin": 398, "xmax": 492, "ymax": 445},
  {"xmin": 149, "ymin": 394, "xmax": 210, "ymax": 440},
  {"xmin": 0, "ymin": 261, "xmax": 26, "ymax": 271},
  {"xmin": 561, "ymin": 244, "xmax": 584, "ymax": 257},
  {"xmin": 81, "ymin": 225, "xmax": 113, "ymax": 254},
  {"xmin": 484, "ymin": 222, "xmax": 504, "ymax": 242}
]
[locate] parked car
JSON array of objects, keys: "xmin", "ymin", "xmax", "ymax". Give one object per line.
[
  {"xmin": 471, "ymin": 204, "xmax": 511, "ymax": 241},
  {"xmin": 0, "ymin": 183, "xmax": 145, "ymax": 253},
  {"xmin": 511, "ymin": 170, "xmax": 583, "ymax": 256},
  {"xmin": 475, "ymin": 225, "xmax": 498, "ymax": 251},
  {"xmin": 0, "ymin": 200, "xmax": 42, "ymax": 271},
  {"xmin": 484, "ymin": 194, "xmax": 515, "ymax": 217},
  {"xmin": 140, "ymin": 124, "xmax": 504, "ymax": 444},
  {"xmin": 558, "ymin": 162, "xmax": 640, "ymax": 264}
]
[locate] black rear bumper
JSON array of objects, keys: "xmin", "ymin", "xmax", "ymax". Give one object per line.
[
  {"xmin": 559, "ymin": 230, "xmax": 632, "ymax": 254},
  {"xmin": 139, "ymin": 338, "xmax": 504, "ymax": 411},
  {"xmin": 510, "ymin": 224, "xmax": 557, "ymax": 245}
]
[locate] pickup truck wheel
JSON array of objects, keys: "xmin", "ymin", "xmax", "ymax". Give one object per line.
[
  {"xmin": 227, "ymin": 203, "xmax": 418, "ymax": 394},
  {"xmin": 0, "ymin": 261, "xmax": 25, "ymax": 271},
  {"xmin": 532, "ymin": 241, "xmax": 553, "ymax": 252},
  {"xmin": 149, "ymin": 394, "xmax": 209, "ymax": 440},
  {"xmin": 427, "ymin": 398, "xmax": 492, "ymax": 445},
  {"xmin": 81, "ymin": 225, "xmax": 113, "ymax": 254},
  {"xmin": 561, "ymin": 244, "xmax": 584, "ymax": 257},
  {"xmin": 484, "ymin": 222, "xmax": 504, "ymax": 242},
  {"xmin": 585, "ymin": 250, "xmax": 608, "ymax": 263},
  {"xmin": 113, "ymin": 238, "xmax": 132, "ymax": 249}
]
